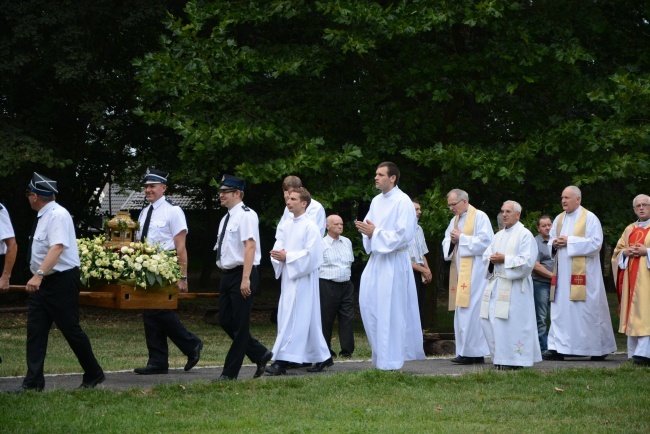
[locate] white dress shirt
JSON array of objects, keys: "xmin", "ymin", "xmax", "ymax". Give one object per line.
[
  {"xmin": 215, "ymin": 203, "xmax": 262, "ymax": 269},
  {"xmin": 30, "ymin": 201, "xmax": 80, "ymax": 273},
  {"xmin": 137, "ymin": 196, "xmax": 188, "ymax": 251},
  {"xmin": 319, "ymin": 234, "xmax": 354, "ymax": 282},
  {"xmin": 0, "ymin": 203, "xmax": 15, "ymax": 255}
]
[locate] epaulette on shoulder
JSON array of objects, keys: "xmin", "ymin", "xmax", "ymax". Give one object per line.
[
  {"xmin": 166, "ymin": 198, "xmax": 179, "ymax": 206},
  {"xmin": 241, "ymin": 205, "xmax": 250, "ymax": 212}
]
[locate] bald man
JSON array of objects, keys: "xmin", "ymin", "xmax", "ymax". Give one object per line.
[
  {"xmin": 544, "ymin": 186, "xmax": 616, "ymax": 361},
  {"xmin": 317, "ymin": 214, "xmax": 355, "ymax": 361}
]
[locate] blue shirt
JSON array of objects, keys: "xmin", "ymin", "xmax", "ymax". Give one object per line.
[{"xmin": 532, "ymin": 234, "xmax": 554, "ymax": 283}]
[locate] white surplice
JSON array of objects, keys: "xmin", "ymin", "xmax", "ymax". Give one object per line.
[
  {"xmin": 547, "ymin": 206, "xmax": 616, "ymax": 356},
  {"xmin": 442, "ymin": 209, "xmax": 492, "ymax": 357},
  {"xmin": 359, "ymin": 186, "xmax": 426, "ymax": 370},
  {"xmin": 481, "ymin": 222, "xmax": 542, "ymax": 367},
  {"xmin": 271, "ymin": 214, "xmax": 331, "ymax": 363}
]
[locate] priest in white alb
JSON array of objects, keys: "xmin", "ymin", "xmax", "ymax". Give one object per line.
[
  {"xmin": 355, "ymin": 162, "xmax": 426, "ymax": 370},
  {"xmin": 266, "ymin": 188, "xmax": 332, "ymax": 375},
  {"xmin": 543, "ymin": 186, "xmax": 616, "ymax": 360},
  {"xmin": 442, "ymin": 189, "xmax": 492, "ymax": 364},
  {"xmin": 611, "ymin": 194, "xmax": 650, "ymax": 366},
  {"xmin": 481, "ymin": 201, "xmax": 541, "ymax": 369}
]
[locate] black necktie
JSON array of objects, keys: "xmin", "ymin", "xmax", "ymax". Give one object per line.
[
  {"xmin": 216, "ymin": 213, "xmax": 230, "ymax": 261},
  {"xmin": 27, "ymin": 216, "xmax": 41, "ymax": 266},
  {"xmin": 140, "ymin": 206, "xmax": 153, "ymax": 241}
]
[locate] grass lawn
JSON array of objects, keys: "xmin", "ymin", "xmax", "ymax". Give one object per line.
[
  {"xmin": 0, "ymin": 288, "xmax": 640, "ymax": 433},
  {"xmin": 0, "ymin": 367, "xmax": 648, "ymax": 432}
]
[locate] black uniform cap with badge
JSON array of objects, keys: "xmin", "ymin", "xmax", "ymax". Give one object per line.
[
  {"xmin": 219, "ymin": 175, "xmax": 249, "ymax": 211},
  {"xmin": 142, "ymin": 168, "xmax": 178, "ymax": 206},
  {"xmin": 219, "ymin": 174, "xmax": 245, "ymax": 192},
  {"xmin": 143, "ymin": 168, "xmax": 169, "ymax": 185},
  {"xmin": 28, "ymin": 172, "xmax": 58, "ymax": 196}
]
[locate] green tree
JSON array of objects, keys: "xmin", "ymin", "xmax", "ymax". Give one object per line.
[
  {"xmin": 134, "ymin": 1, "xmax": 649, "ymax": 324},
  {"xmin": 0, "ymin": 0, "xmax": 186, "ymax": 279}
]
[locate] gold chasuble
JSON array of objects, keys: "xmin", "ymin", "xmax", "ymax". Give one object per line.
[
  {"xmin": 550, "ymin": 207, "xmax": 588, "ymax": 302},
  {"xmin": 612, "ymin": 223, "xmax": 650, "ymax": 336},
  {"xmin": 449, "ymin": 205, "xmax": 477, "ymax": 310}
]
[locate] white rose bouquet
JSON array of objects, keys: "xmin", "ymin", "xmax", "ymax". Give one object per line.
[{"xmin": 77, "ymin": 235, "xmax": 183, "ymax": 289}]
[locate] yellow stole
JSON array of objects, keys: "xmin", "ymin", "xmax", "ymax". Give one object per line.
[
  {"xmin": 550, "ymin": 207, "xmax": 588, "ymax": 302},
  {"xmin": 449, "ymin": 205, "xmax": 476, "ymax": 310}
]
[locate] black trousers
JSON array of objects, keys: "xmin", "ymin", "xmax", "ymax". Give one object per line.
[
  {"xmin": 413, "ymin": 270, "xmax": 426, "ymax": 329},
  {"xmin": 318, "ymin": 278, "xmax": 355, "ymax": 357},
  {"xmin": 219, "ymin": 266, "xmax": 268, "ymax": 378},
  {"xmin": 23, "ymin": 268, "xmax": 103, "ymax": 388},
  {"xmin": 142, "ymin": 308, "xmax": 201, "ymax": 369}
]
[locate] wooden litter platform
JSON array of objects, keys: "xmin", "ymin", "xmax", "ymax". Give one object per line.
[{"xmin": 7, "ymin": 284, "xmax": 217, "ymax": 310}]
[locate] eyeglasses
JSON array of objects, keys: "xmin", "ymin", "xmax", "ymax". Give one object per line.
[
  {"xmin": 25, "ymin": 192, "xmax": 35, "ymax": 198},
  {"xmin": 219, "ymin": 189, "xmax": 237, "ymax": 195},
  {"xmin": 447, "ymin": 199, "xmax": 464, "ymax": 208},
  {"xmin": 634, "ymin": 203, "xmax": 650, "ymax": 209}
]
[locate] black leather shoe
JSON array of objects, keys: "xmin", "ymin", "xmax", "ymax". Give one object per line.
[
  {"xmin": 632, "ymin": 356, "xmax": 650, "ymax": 366},
  {"xmin": 307, "ymin": 358, "xmax": 334, "ymax": 372},
  {"xmin": 265, "ymin": 362, "xmax": 287, "ymax": 376},
  {"xmin": 451, "ymin": 355, "xmax": 482, "ymax": 365},
  {"xmin": 215, "ymin": 374, "xmax": 235, "ymax": 381},
  {"xmin": 339, "ymin": 353, "xmax": 352, "ymax": 359},
  {"xmin": 254, "ymin": 351, "xmax": 273, "ymax": 378},
  {"xmin": 134, "ymin": 365, "xmax": 169, "ymax": 375},
  {"xmin": 542, "ymin": 350, "xmax": 564, "ymax": 361},
  {"xmin": 7, "ymin": 385, "xmax": 43, "ymax": 394},
  {"xmin": 287, "ymin": 362, "xmax": 312, "ymax": 369},
  {"xmin": 185, "ymin": 340, "xmax": 203, "ymax": 371},
  {"xmin": 76, "ymin": 372, "xmax": 106, "ymax": 389},
  {"xmin": 590, "ymin": 355, "xmax": 607, "ymax": 361}
]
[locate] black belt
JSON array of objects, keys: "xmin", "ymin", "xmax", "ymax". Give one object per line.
[
  {"xmin": 221, "ymin": 265, "xmax": 257, "ymax": 274},
  {"xmin": 42, "ymin": 267, "xmax": 78, "ymax": 279},
  {"xmin": 319, "ymin": 278, "xmax": 350, "ymax": 285}
]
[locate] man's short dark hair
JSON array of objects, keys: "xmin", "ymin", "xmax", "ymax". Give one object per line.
[
  {"xmin": 378, "ymin": 161, "xmax": 400, "ymax": 185},
  {"xmin": 537, "ymin": 215, "xmax": 551, "ymax": 226},
  {"xmin": 282, "ymin": 176, "xmax": 302, "ymax": 191}
]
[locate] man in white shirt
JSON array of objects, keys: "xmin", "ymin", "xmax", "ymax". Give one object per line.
[
  {"xmin": 134, "ymin": 169, "xmax": 203, "ymax": 375},
  {"xmin": 317, "ymin": 214, "xmax": 355, "ymax": 361},
  {"xmin": 409, "ymin": 200, "xmax": 432, "ymax": 330},
  {"xmin": 214, "ymin": 175, "xmax": 272, "ymax": 380},
  {"xmin": 13, "ymin": 173, "xmax": 104, "ymax": 392},
  {"xmin": 0, "ymin": 202, "xmax": 17, "ymax": 292}
]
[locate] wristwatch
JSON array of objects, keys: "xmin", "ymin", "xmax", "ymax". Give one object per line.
[{"xmin": 36, "ymin": 270, "xmax": 44, "ymax": 276}]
